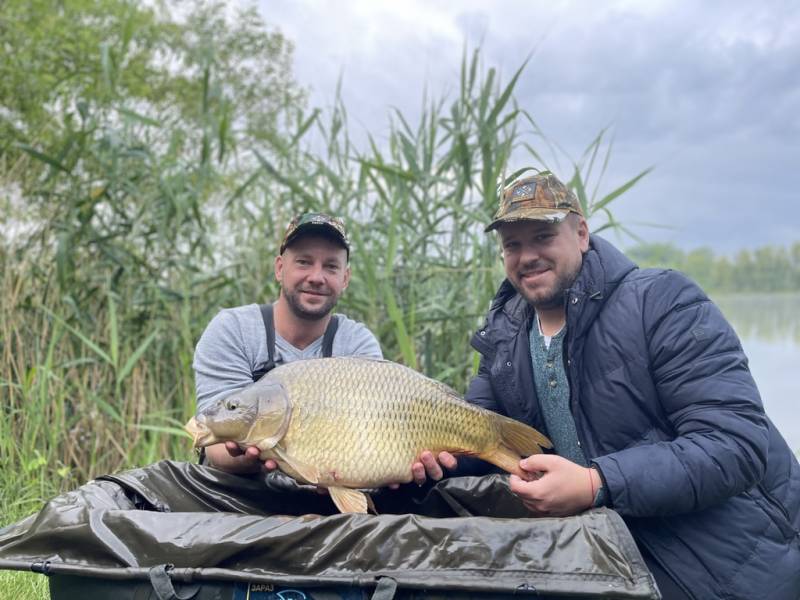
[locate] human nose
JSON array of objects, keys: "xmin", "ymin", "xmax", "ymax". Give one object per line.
[
  {"xmin": 518, "ymin": 242, "xmax": 541, "ymax": 265},
  {"xmin": 305, "ymin": 264, "xmax": 325, "ymax": 285}
]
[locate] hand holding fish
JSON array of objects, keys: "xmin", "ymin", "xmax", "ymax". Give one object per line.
[
  {"xmin": 264, "ymin": 447, "xmax": 456, "ymax": 489},
  {"xmin": 411, "ymin": 450, "xmax": 458, "ymax": 485},
  {"xmin": 204, "ymin": 441, "xmax": 283, "ymax": 474},
  {"xmin": 208, "ymin": 441, "xmax": 451, "ymax": 495},
  {"xmin": 509, "ymin": 454, "xmax": 600, "ymax": 517}
]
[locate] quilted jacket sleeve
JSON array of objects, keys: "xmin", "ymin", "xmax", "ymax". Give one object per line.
[{"xmin": 592, "ymin": 271, "xmax": 769, "ymax": 517}]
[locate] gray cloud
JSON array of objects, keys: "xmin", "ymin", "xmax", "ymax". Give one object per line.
[{"xmin": 264, "ymin": 0, "xmax": 800, "ymax": 252}]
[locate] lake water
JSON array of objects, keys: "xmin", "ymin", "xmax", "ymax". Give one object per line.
[{"xmin": 713, "ymin": 293, "xmax": 800, "ymax": 452}]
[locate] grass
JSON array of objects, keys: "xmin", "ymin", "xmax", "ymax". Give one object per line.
[{"xmin": 0, "ymin": 571, "xmax": 48, "ymax": 600}]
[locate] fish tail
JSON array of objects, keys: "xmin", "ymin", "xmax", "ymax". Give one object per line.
[
  {"xmin": 496, "ymin": 414, "xmax": 552, "ymax": 455},
  {"xmin": 479, "ymin": 445, "xmax": 529, "ymax": 477},
  {"xmin": 478, "ymin": 416, "xmax": 552, "ymax": 477}
]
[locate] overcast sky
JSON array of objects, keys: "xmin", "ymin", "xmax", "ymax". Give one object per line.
[{"xmin": 260, "ymin": 0, "xmax": 799, "ymax": 253}]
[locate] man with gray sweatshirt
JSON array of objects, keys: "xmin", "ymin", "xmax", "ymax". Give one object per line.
[{"xmin": 193, "ymin": 212, "xmax": 383, "ymax": 473}]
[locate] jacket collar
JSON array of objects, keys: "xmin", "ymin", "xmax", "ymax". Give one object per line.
[{"xmin": 565, "ymin": 235, "xmax": 637, "ymax": 340}]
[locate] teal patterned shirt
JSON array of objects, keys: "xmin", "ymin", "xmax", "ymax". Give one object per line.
[{"xmin": 528, "ymin": 318, "xmax": 588, "ymax": 467}]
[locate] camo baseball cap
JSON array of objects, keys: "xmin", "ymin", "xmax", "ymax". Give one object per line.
[
  {"xmin": 279, "ymin": 212, "xmax": 350, "ymax": 257},
  {"xmin": 485, "ymin": 173, "xmax": 584, "ymax": 232}
]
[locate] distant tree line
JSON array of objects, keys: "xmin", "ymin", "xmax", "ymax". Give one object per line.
[{"xmin": 627, "ymin": 242, "xmax": 800, "ymax": 293}]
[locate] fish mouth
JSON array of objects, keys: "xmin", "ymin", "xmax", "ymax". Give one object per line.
[{"xmin": 184, "ymin": 416, "xmax": 218, "ymax": 447}]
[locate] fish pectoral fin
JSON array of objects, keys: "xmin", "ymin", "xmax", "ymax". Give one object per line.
[
  {"xmin": 328, "ymin": 487, "xmax": 370, "ymax": 514},
  {"xmin": 271, "ymin": 446, "xmax": 321, "ymax": 485}
]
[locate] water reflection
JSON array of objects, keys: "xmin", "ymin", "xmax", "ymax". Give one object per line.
[
  {"xmin": 714, "ymin": 293, "xmax": 800, "ymax": 344},
  {"xmin": 713, "ymin": 293, "xmax": 800, "ymax": 452}
]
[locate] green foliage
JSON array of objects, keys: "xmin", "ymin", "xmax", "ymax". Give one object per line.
[
  {"xmin": 628, "ymin": 241, "xmax": 800, "ymax": 293},
  {"xmin": 0, "ymin": 11, "xmax": 646, "ymax": 588},
  {"xmin": 0, "ymin": 0, "xmax": 301, "ymax": 168},
  {"xmin": 0, "ymin": 0, "xmax": 301, "ymax": 534}
]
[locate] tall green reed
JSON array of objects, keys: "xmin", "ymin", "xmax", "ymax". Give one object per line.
[
  {"xmin": 249, "ymin": 50, "xmax": 649, "ymax": 387},
  {"xmin": 1, "ymin": 42, "xmax": 647, "ymax": 534}
]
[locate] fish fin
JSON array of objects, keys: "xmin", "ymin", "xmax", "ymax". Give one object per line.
[
  {"xmin": 366, "ymin": 493, "xmax": 378, "ymax": 515},
  {"xmin": 478, "ymin": 416, "xmax": 552, "ymax": 477},
  {"xmin": 479, "ymin": 446, "xmax": 530, "ymax": 478},
  {"xmin": 329, "ymin": 487, "xmax": 369, "ymax": 514},
  {"xmin": 496, "ymin": 414, "xmax": 552, "ymax": 454},
  {"xmin": 271, "ymin": 446, "xmax": 321, "ymax": 485}
]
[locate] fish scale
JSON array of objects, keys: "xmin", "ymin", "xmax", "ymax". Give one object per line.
[
  {"xmin": 186, "ymin": 356, "xmax": 552, "ymax": 513},
  {"xmin": 270, "ymin": 358, "xmax": 498, "ymax": 485}
]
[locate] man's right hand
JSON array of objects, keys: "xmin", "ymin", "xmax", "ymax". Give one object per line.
[
  {"xmin": 205, "ymin": 442, "xmax": 278, "ymax": 474},
  {"xmin": 411, "ymin": 451, "xmax": 458, "ymax": 485}
]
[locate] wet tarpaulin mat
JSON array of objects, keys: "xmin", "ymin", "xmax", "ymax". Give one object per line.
[{"xmin": 0, "ymin": 460, "xmax": 660, "ymax": 599}]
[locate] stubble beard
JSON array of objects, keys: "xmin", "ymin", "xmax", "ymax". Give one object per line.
[
  {"xmin": 284, "ymin": 287, "xmax": 339, "ymax": 321},
  {"xmin": 514, "ymin": 262, "xmax": 581, "ymax": 311}
]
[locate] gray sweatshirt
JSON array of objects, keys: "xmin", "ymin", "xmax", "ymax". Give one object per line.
[{"xmin": 193, "ymin": 303, "xmax": 383, "ymax": 413}]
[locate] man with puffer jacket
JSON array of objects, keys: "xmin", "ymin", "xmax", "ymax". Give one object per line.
[{"xmin": 452, "ymin": 173, "xmax": 799, "ymax": 599}]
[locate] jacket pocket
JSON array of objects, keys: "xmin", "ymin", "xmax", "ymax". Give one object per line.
[{"xmin": 749, "ymin": 485, "xmax": 797, "ymax": 541}]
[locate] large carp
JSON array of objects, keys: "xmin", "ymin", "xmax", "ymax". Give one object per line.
[{"xmin": 185, "ymin": 357, "xmax": 551, "ymax": 513}]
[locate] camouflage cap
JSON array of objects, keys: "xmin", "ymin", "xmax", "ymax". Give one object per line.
[
  {"xmin": 485, "ymin": 173, "xmax": 584, "ymax": 232},
  {"xmin": 279, "ymin": 212, "xmax": 350, "ymax": 257}
]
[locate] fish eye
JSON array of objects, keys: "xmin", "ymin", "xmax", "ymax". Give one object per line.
[{"xmin": 225, "ymin": 400, "xmax": 239, "ymax": 411}]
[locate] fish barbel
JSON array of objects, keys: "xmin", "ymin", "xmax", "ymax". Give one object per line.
[{"xmin": 185, "ymin": 357, "xmax": 551, "ymax": 513}]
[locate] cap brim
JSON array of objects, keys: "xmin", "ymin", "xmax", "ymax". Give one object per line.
[
  {"xmin": 281, "ymin": 223, "xmax": 350, "ymax": 253},
  {"xmin": 484, "ymin": 208, "xmax": 572, "ymax": 232}
]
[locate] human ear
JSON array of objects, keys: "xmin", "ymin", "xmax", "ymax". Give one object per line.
[
  {"xmin": 577, "ymin": 218, "xmax": 590, "ymax": 252},
  {"xmin": 343, "ymin": 265, "xmax": 351, "ymax": 290}
]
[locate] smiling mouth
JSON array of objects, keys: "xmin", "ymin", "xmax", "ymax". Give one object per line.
[{"xmin": 520, "ymin": 269, "xmax": 550, "ymax": 279}]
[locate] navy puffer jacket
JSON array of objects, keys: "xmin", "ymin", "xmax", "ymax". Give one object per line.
[{"xmin": 466, "ymin": 235, "xmax": 800, "ymax": 600}]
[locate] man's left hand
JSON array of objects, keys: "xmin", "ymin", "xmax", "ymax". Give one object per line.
[{"xmin": 509, "ymin": 454, "xmax": 600, "ymax": 517}]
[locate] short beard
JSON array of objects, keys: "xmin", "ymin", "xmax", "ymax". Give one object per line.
[
  {"xmin": 515, "ymin": 263, "xmax": 581, "ymax": 310},
  {"xmin": 283, "ymin": 288, "xmax": 339, "ymax": 321}
]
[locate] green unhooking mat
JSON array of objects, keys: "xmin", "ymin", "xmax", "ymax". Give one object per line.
[{"xmin": 0, "ymin": 460, "xmax": 660, "ymax": 599}]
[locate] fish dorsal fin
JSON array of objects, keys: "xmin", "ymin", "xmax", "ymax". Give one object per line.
[
  {"xmin": 428, "ymin": 378, "xmax": 463, "ymax": 401},
  {"xmin": 329, "ymin": 487, "xmax": 369, "ymax": 514},
  {"xmin": 270, "ymin": 445, "xmax": 320, "ymax": 485}
]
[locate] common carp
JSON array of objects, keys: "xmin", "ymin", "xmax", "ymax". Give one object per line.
[{"xmin": 185, "ymin": 357, "xmax": 551, "ymax": 513}]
